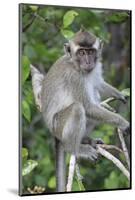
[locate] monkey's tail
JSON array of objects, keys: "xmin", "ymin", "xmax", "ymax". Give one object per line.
[{"xmin": 30, "ymin": 64, "xmax": 45, "ymax": 112}]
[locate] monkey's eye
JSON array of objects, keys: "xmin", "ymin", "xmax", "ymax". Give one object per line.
[
  {"xmin": 88, "ymin": 49, "xmax": 93, "ymax": 55},
  {"xmin": 79, "ymin": 50, "xmax": 85, "ymax": 56}
]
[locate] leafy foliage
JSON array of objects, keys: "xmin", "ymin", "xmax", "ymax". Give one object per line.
[
  {"xmin": 63, "ymin": 10, "xmax": 78, "ymax": 28},
  {"xmin": 21, "ymin": 4, "xmax": 130, "ymax": 194},
  {"xmin": 121, "ymin": 88, "xmax": 130, "ymax": 97},
  {"xmin": 22, "ymin": 148, "xmax": 38, "ymax": 176},
  {"xmin": 106, "ymin": 12, "xmax": 129, "ymax": 23},
  {"xmin": 22, "ymin": 56, "xmax": 30, "ymax": 84},
  {"xmin": 61, "ymin": 29, "xmax": 75, "ymax": 39},
  {"xmin": 22, "ymin": 160, "xmax": 38, "ymax": 176},
  {"xmin": 22, "ymin": 100, "xmax": 31, "ymax": 122}
]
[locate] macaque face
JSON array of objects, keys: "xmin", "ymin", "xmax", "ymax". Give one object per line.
[{"xmin": 76, "ymin": 48, "xmax": 97, "ymax": 72}]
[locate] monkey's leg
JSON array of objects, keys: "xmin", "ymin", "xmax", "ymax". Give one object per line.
[
  {"xmin": 87, "ymin": 104, "xmax": 129, "ymax": 133},
  {"xmin": 54, "ymin": 102, "xmax": 98, "ymax": 161},
  {"xmin": 61, "ymin": 102, "xmax": 86, "ymax": 154},
  {"xmin": 100, "ymin": 81, "xmax": 127, "ymax": 103}
]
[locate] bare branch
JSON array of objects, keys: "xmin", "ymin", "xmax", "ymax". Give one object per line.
[
  {"xmin": 97, "ymin": 145, "xmax": 130, "ymax": 180},
  {"xmin": 75, "ymin": 164, "xmax": 83, "ymax": 181},
  {"xmin": 117, "ymin": 128, "xmax": 130, "ymax": 169},
  {"xmin": 100, "ymin": 101, "xmax": 116, "ymax": 112},
  {"xmin": 66, "ymin": 155, "xmax": 76, "ymax": 192},
  {"xmin": 101, "ymin": 97, "xmax": 115, "ymax": 104},
  {"xmin": 75, "ymin": 164, "xmax": 85, "ymax": 191},
  {"xmin": 100, "ymin": 144, "xmax": 123, "ymax": 153}
]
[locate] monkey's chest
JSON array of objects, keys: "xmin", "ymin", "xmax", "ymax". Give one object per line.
[{"xmin": 84, "ymin": 81, "xmax": 100, "ymax": 105}]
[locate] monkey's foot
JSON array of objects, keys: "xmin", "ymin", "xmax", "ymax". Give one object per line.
[
  {"xmin": 79, "ymin": 144, "xmax": 98, "ymax": 162},
  {"xmin": 91, "ymin": 138, "xmax": 104, "ymax": 148},
  {"xmin": 95, "ymin": 138, "xmax": 104, "ymax": 144}
]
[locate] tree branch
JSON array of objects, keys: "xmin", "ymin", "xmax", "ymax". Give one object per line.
[
  {"xmin": 66, "ymin": 155, "xmax": 76, "ymax": 192},
  {"xmin": 117, "ymin": 128, "xmax": 130, "ymax": 169},
  {"xmin": 97, "ymin": 145, "xmax": 130, "ymax": 180},
  {"xmin": 99, "ymin": 144, "xmax": 123, "ymax": 153}
]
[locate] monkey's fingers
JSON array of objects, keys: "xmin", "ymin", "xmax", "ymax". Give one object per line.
[
  {"xmin": 85, "ymin": 145, "xmax": 99, "ymax": 162},
  {"xmin": 123, "ymin": 125, "xmax": 130, "ymax": 136},
  {"xmin": 118, "ymin": 95, "xmax": 128, "ymax": 104}
]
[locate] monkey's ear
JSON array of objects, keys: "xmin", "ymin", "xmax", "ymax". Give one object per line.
[{"xmin": 64, "ymin": 43, "xmax": 71, "ymax": 56}]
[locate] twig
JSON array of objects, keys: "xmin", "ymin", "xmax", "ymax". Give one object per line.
[
  {"xmin": 75, "ymin": 164, "xmax": 83, "ymax": 181},
  {"xmin": 117, "ymin": 128, "xmax": 130, "ymax": 169},
  {"xmin": 34, "ymin": 13, "xmax": 61, "ymax": 30},
  {"xmin": 66, "ymin": 155, "xmax": 76, "ymax": 192},
  {"xmin": 23, "ymin": 14, "xmax": 36, "ymax": 32},
  {"xmin": 101, "ymin": 97, "xmax": 115, "ymax": 104},
  {"xmin": 75, "ymin": 164, "xmax": 85, "ymax": 191},
  {"xmin": 97, "ymin": 145, "xmax": 130, "ymax": 180},
  {"xmin": 100, "ymin": 144, "xmax": 123, "ymax": 153}
]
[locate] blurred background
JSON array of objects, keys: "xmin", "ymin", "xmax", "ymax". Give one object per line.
[{"xmin": 20, "ymin": 4, "xmax": 131, "ymax": 195}]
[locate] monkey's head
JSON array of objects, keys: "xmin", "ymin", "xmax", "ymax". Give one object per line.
[{"xmin": 64, "ymin": 30, "xmax": 103, "ymax": 73}]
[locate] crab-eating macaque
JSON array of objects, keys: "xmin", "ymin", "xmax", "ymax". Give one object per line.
[
  {"xmin": 38, "ymin": 30, "xmax": 129, "ymax": 162},
  {"xmin": 31, "ymin": 29, "xmax": 130, "ymax": 192}
]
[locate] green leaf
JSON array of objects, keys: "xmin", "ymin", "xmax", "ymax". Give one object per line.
[
  {"xmin": 61, "ymin": 29, "xmax": 74, "ymax": 39},
  {"xmin": 22, "ymin": 56, "xmax": 30, "ymax": 84},
  {"xmin": 107, "ymin": 12, "xmax": 129, "ymax": 23},
  {"xmin": 22, "ymin": 100, "xmax": 31, "ymax": 122},
  {"xmin": 23, "ymin": 81, "xmax": 34, "ymax": 105},
  {"xmin": 63, "ymin": 10, "xmax": 78, "ymax": 28},
  {"xmin": 22, "ymin": 148, "xmax": 28, "ymax": 159},
  {"xmin": 48, "ymin": 176, "xmax": 56, "ymax": 189},
  {"xmin": 22, "ymin": 160, "xmax": 38, "ymax": 176},
  {"xmin": 29, "ymin": 5, "xmax": 38, "ymax": 12},
  {"xmin": 104, "ymin": 171, "xmax": 119, "ymax": 189},
  {"xmin": 121, "ymin": 88, "xmax": 130, "ymax": 97}
]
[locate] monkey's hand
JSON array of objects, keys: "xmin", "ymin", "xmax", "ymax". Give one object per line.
[
  {"xmin": 117, "ymin": 93, "xmax": 128, "ymax": 104},
  {"xmin": 100, "ymin": 82, "xmax": 129, "ymax": 104},
  {"xmin": 118, "ymin": 88, "xmax": 130, "ymax": 104},
  {"xmin": 121, "ymin": 124, "xmax": 130, "ymax": 136}
]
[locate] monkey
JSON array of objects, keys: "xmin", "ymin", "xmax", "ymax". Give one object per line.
[
  {"xmin": 36, "ymin": 29, "xmax": 129, "ymax": 163},
  {"xmin": 31, "ymin": 29, "xmax": 129, "ymax": 161}
]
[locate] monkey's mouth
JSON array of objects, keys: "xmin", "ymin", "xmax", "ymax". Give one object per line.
[{"xmin": 82, "ymin": 64, "xmax": 94, "ymax": 72}]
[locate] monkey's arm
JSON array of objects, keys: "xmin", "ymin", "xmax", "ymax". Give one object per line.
[
  {"xmin": 87, "ymin": 104, "xmax": 129, "ymax": 133},
  {"xmin": 99, "ymin": 81, "xmax": 127, "ymax": 103}
]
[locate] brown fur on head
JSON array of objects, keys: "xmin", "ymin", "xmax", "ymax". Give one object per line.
[{"xmin": 72, "ymin": 30, "xmax": 97, "ymax": 47}]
